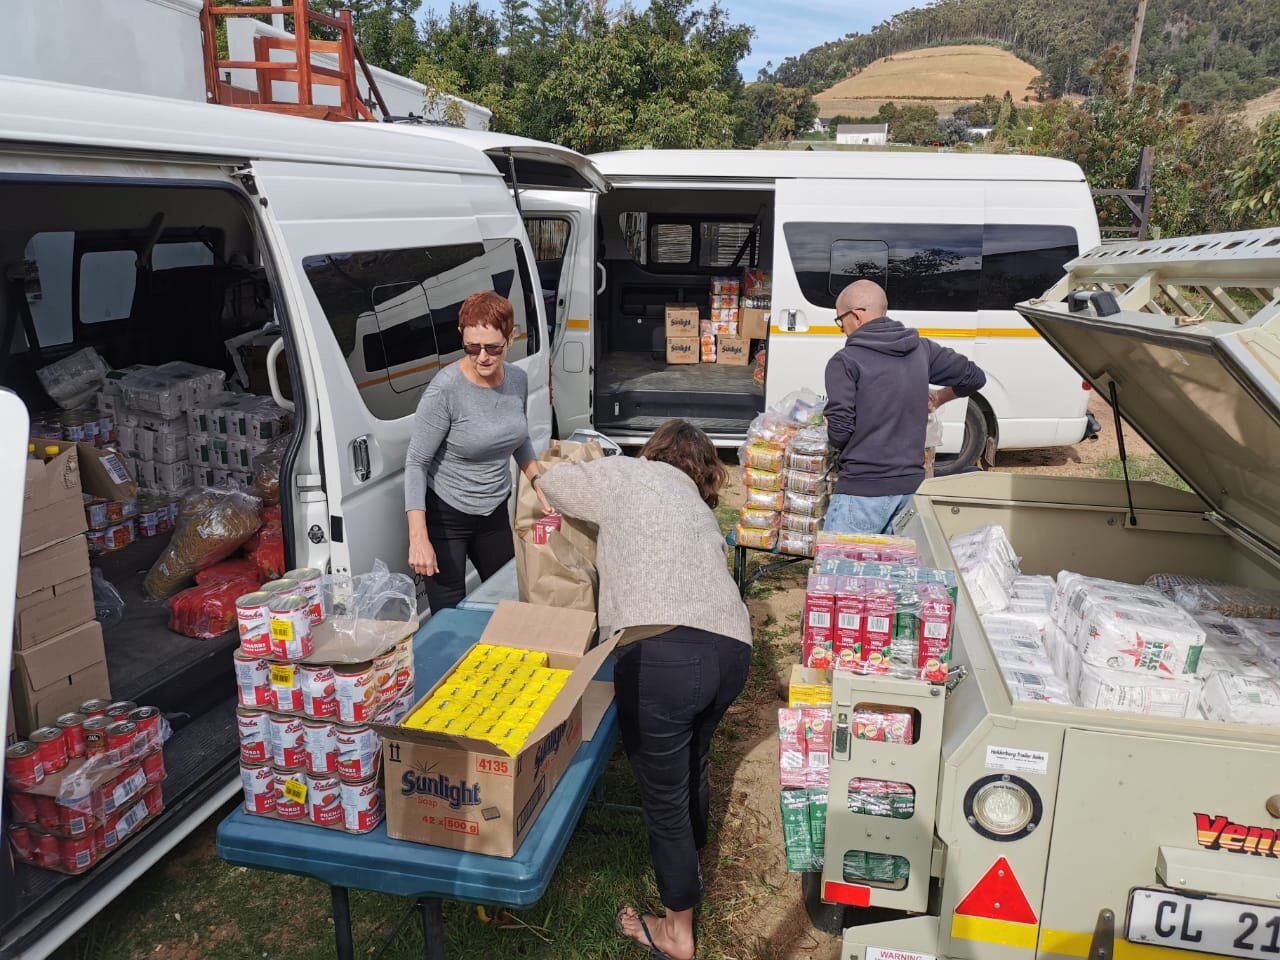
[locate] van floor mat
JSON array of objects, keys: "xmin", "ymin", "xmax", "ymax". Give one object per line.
[
  {"xmin": 2, "ymin": 697, "xmax": 239, "ymax": 955},
  {"xmin": 95, "ymin": 538, "xmax": 239, "ymax": 714},
  {"xmin": 598, "ymin": 353, "xmax": 763, "ymax": 396}
]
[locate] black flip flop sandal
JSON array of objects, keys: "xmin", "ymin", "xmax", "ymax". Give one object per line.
[{"xmin": 616, "ymin": 907, "xmax": 699, "ymax": 960}]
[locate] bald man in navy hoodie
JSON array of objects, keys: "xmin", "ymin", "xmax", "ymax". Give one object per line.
[{"xmin": 823, "ymin": 279, "xmax": 987, "ymax": 535}]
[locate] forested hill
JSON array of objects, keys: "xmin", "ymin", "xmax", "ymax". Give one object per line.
[{"xmin": 762, "ymin": 0, "xmax": 1280, "ymax": 111}]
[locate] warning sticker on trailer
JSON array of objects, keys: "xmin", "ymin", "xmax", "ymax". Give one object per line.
[
  {"xmin": 866, "ymin": 948, "xmax": 937, "ymax": 960},
  {"xmin": 984, "ymin": 745, "xmax": 1049, "ymax": 776}
]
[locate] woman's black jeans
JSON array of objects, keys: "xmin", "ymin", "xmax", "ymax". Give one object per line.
[
  {"xmin": 613, "ymin": 627, "xmax": 751, "ymax": 912},
  {"xmin": 422, "ymin": 488, "xmax": 514, "ymax": 612}
]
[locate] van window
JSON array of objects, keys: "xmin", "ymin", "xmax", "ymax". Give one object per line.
[
  {"xmin": 523, "ymin": 216, "xmax": 573, "ymax": 337},
  {"xmin": 621, "ymin": 214, "xmax": 759, "ymax": 270},
  {"xmin": 303, "ymin": 238, "xmax": 536, "ymax": 421},
  {"xmin": 979, "ymin": 225, "xmax": 1079, "ymax": 309},
  {"xmin": 651, "ymin": 223, "xmax": 693, "ymax": 264},
  {"xmin": 700, "ymin": 221, "xmax": 756, "ymax": 268},
  {"xmin": 829, "ymin": 240, "xmax": 889, "ymax": 295}
]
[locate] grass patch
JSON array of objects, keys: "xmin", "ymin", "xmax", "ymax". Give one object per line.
[{"xmin": 1096, "ymin": 455, "xmax": 1190, "ymax": 492}]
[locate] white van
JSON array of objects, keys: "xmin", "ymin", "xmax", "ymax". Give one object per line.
[
  {"xmin": 0, "ymin": 76, "xmax": 606, "ymax": 958},
  {"xmin": 523, "ymin": 150, "xmax": 1102, "ymax": 470}
]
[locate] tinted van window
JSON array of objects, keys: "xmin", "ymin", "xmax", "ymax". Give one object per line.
[{"xmin": 979, "ymin": 225, "xmax": 1079, "ymax": 309}]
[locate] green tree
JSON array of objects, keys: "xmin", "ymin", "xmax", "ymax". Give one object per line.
[
  {"xmin": 418, "ymin": 2, "xmax": 504, "ymax": 95},
  {"xmin": 497, "ymin": 0, "xmax": 533, "ymax": 48},
  {"xmin": 311, "ymin": 0, "xmax": 424, "ymax": 74},
  {"xmin": 735, "ymin": 83, "xmax": 818, "ymax": 144},
  {"xmin": 1230, "ymin": 113, "xmax": 1280, "ymax": 225},
  {"xmin": 890, "ymin": 104, "xmax": 939, "ymax": 144},
  {"xmin": 534, "ymin": 0, "xmax": 586, "ymax": 43}
]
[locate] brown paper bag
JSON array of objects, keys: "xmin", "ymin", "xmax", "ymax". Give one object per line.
[{"xmin": 513, "ymin": 440, "xmax": 603, "ymax": 612}]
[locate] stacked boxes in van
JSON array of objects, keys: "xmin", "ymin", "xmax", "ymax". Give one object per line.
[
  {"xmin": 189, "ymin": 392, "xmax": 290, "ymax": 492},
  {"xmin": 12, "ymin": 445, "xmax": 108, "ymax": 736},
  {"xmin": 664, "ymin": 304, "xmax": 699, "ymax": 364}
]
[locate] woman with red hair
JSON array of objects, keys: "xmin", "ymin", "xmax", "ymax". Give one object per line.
[{"xmin": 404, "ymin": 290, "xmax": 550, "ymax": 611}]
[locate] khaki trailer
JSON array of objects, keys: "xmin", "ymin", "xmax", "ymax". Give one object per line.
[{"xmin": 821, "ymin": 228, "xmax": 1280, "ymax": 960}]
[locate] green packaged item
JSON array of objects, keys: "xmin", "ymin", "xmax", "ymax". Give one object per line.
[
  {"xmin": 843, "ymin": 849, "xmax": 910, "ymax": 884},
  {"xmin": 781, "ymin": 790, "xmax": 815, "ymax": 872},
  {"xmin": 808, "ymin": 788, "xmax": 828, "ymax": 870}
]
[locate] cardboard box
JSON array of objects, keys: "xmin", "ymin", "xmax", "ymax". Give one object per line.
[
  {"xmin": 666, "ymin": 338, "xmax": 699, "ymax": 365},
  {"xmin": 76, "ymin": 444, "xmax": 137, "ymax": 501},
  {"xmin": 18, "ymin": 535, "xmax": 90, "ymax": 596},
  {"xmin": 20, "ymin": 498, "xmax": 86, "ymax": 555},
  {"xmin": 16, "ymin": 573, "xmax": 94, "ymax": 651},
  {"xmin": 11, "ymin": 621, "xmax": 108, "ymax": 737},
  {"xmin": 24, "ymin": 444, "xmax": 81, "ymax": 514},
  {"xmin": 664, "ymin": 303, "xmax": 699, "ymax": 337},
  {"xmin": 741, "ymin": 307, "xmax": 769, "ymax": 340},
  {"xmin": 717, "ymin": 337, "xmax": 751, "ymax": 366},
  {"xmin": 379, "ymin": 601, "xmax": 614, "ymax": 858}
]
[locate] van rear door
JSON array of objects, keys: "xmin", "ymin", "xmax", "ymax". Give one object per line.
[
  {"xmin": 246, "ymin": 161, "xmax": 549, "ymax": 585},
  {"xmin": 0, "ymin": 390, "xmax": 28, "ymax": 744}
]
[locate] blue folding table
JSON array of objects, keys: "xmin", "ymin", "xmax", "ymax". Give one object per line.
[{"xmin": 216, "ymin": 606, "xmax": 619, "ymax": 959}]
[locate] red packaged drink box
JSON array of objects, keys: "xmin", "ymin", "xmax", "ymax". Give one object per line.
[
  {"xmin": 852, "ymin": 707, "xmax": 914, "ymax": 744},
  {"xmin": 859, "ymin": 579, "xmax": 896, "ymax": 674},
  {"xmin": 802, "ymin": 708, "xmax": 831, "ymax": 787},
  {"xmin": 833, "ymin": 577, "xmax": 864, "ymax": 671},
  {"xmin": 916, "ymin": 583, "xmax": 954, "ymax": 683},
  {"xmin": 778, "ymin": 708, "xmax": 808, "ymax": 787},
  {"xmin": 803, "ymin": 576, "xmax": 837, "ymax": 669}
]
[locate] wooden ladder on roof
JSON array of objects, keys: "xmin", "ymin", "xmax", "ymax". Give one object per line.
[{"xmin": 200, "ymin": 0, "xmax": 389, "ymax": 121}]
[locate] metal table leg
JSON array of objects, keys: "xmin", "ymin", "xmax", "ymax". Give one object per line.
[
  {"xmin": 331, "ymin": 886, "xmax": 356, "ymax": 960},
  {"xmin": 734, "ymin": 545, "xmax": 747, "ymax": 595},
  {"xmin": 420, "ymin": 897, "xmax": 446, "ymax": 960}
]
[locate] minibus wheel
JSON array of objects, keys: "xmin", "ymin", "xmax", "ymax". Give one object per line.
[{"xmin": 933, "ymin": 401, "xmax": 988, "ymax": 476}]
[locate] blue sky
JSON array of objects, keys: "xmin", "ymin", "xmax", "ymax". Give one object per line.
[{"xmin": 422, "ymin": 0, "xmax": 923, "ymax": 81}]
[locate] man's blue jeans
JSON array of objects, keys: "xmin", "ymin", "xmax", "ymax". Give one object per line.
[{"xmin": 822, "ymin": 493, "xmax": 913, "ymax": 535}]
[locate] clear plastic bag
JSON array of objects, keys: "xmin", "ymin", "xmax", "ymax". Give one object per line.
[
  {"xmin": 168, "ymin": 573, "xmax": 263, "ymax": 639},
  {"xmin": 783, "ymin": 470, "xmax": 831, "ymax": 495},
  {"xmin": 745, "ymin": 488, "xmax": 785, "ymax": 511},
  {"xmin": 780, "ymin": 512, "xmax": 822, "ymax": 535},
  {"xmin": 250, "ymin": 435, "xmax": 289, "ymax": 507},
  {"xmin": 1144, "ymin": 572, "xmax": 1222, "ymax": 600},
  {"xmin": 745, "ymin": 413, "xmax": 799, "ymax": 447},
  {"xmin": 735, "ymin": 524, "xmax": 778, "ymax": 550},
  {"xmin": 1172, "ymin": 583, "xmax": 1280, "ymax": 620},
  {"xmin": 144, "ymin": 487, "xmax": 263, "ymax": 600},
  {"xmin": 91, "ymin": 568, "xmax": 125, "ymax": 630},
  {"xmin": 778, "ymin": 531, "xmax": 816, "ymax": 557},
  {"xmin": 740, "ymin": 442, "xmax": 785, "ymax": 472},
  {"xmin": 789, "ymin": 424, "xmax": 830, "ymax": 456},
  {"xmin": 769, "ymin": 388, "xmax": 825, "ymax": 426},
  {"xmin": 784, "ymin": 490, "xmax": 830, "ymax": 518},
  {"xmin": 739, "ymin": 507, "xmax": 781, "ymax": 530},
  {"xmin": 37, "ymin": 348, "xmax": 109, "ymax": 410},
  {"xmin": 1200, "ymin": 674, "xmax": 1280, "ymax": 725},
  {"xmin": 785, "ymin": 450, "xmax": 829, "ymax": 475},
  {"xmin": 319, "ymin": 560, "xmax": 417, "ymax": 662},
  {"xmin": 743, "ymin": 466, "xmax": 782, "ymax": 492}
]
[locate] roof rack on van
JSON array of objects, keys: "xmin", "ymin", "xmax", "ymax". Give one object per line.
[{"xmin": 199, "ymin": 0, "xmax": 389, "ymax": 122}]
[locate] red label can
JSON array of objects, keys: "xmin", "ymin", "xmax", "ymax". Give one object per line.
[
  {"xmin": 335, "ymin": 724, "xmax": 381, "ymax": 782},
  {"xmin": 9, "ymin": 790, "xmax": 39, "ymax": 824},
  {"xmin": 83, "ymin": 716, "xmax": 111, "ymax": 757},
  {"xmin": 5, "ymin": 742, "xmax": 44, "ymax": 788},
  {"xmin": 299, "ymin": 664, "xmax": 338, "ymax": 719},
  {"xmin": 142, "ymin": 751, "xmax": 166, "ymax": 786},
  {"xmin": 372, "ymin": 651, "xmax": 397, "ymax": 694},
  {"xmin": 55, "ymin": 713, "xmax": 87, "ymax": 759},
  {"xmin": 269, "ymin": 716, "xmax": 305, "ymax": 770},
  {"xmin": 271, "ymin": 667, "xmax": 304, "ymax": 714},
  {"xmin": 283, "ymin": 567, "xmax": 325, "ymax": 625},
  {"xmin": 340, "ymin": 776, "xmax": 384, "ymax": 833},
  {"xmin": 395, "ymin": 667, "xmax": 413, "ymax": 698},
  {"xmin": 306, "ymin": 774, "xmax": 342, "ymax": 827},
  {"xmin": 62, "ymin": 834, "xmax": 96, "ymax": 873},
  {"xmin": 273, "ymin": 771, "xmax": 307, "ymax": 821},
  {"xmin": 127, "ymin": 706, "xmax": 162, "ymax": 751},
  {"xmin": 58, "ymin": 804, "xmax": 92, "ymax": 837},
  {"xmin": 334, "ymin": 666, "xmax": 375, "ymax": 724},
  {"xmin": 8, "ymin": 824, "xmax": 34, "ymax": 863},
  {"xmin": 35, "ymin": 831, "xmax": 60, "ymax": 869},
  {"xmin": 105, "ymin": 720, "xmax": 138, "ymax": 764},
  {"xmin": 302, "ymin": 721, "xmax": 338, "ymax": 776},
  {"xmin": 79, "ymin": 698, "xmax": 110, "ymax": 720},
  {"xmin": 234, "ymin": 650, "xmax": 272, "ymax": 707},
  {"xmin": 106, "ymin": 701, "xmax": 137, "ymax": 719},
  {"xmin": 29, "ymin": 727, "xmax": 68, "ymax": 776},
  {"xmin": 34, "ymin": 794, "xmax": 59, "ymax": 830},
  {"xmin": 144, "ymin": 788, "xmax": 164, "ymax": 817},
  {"xmin": 268, "ymin": 593, "xmax": 314, "ymax": 660},
  {"xmin": 237, "ymin": 708, "xmax": 272, "ymax": 765},
  {"xmin": 240, "ymin": 763, "xmax": 276, "ymax": 815},
  {"xmin": 236, "ymin": 591, "xmax": 275, "ymax": 657}
]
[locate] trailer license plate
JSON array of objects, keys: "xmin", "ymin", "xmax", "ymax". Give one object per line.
[{"xmin": 1126, "ymin": 888, "xmax": 1280, "ymax": 957}]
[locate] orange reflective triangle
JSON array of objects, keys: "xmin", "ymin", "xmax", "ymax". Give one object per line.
[{"xmin": 954, "ymin": 857, "xmax": 1037, "ymax": 924}]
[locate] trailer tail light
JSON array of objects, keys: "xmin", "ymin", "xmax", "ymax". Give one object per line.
[
  {"xmin": 955, "ymin": 857, "xmax": 1037, "ymax": 924},
  {"xmin": 1082, "ymin": 381, "xmax": 1092, "ymax": 391},
  {"xmin": 823, "ymin": 880, "xmax": 871, "ymax": 907}
]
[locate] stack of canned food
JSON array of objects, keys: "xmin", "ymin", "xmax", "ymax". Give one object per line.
[
  {"xmin": 233, "ymin": 567, "xmax": 414, "ymax": 833},
  {"xmin": 4, "ymin": 700, "xmax": 169, "ymax": 874},
  {"xmin": 31, "ymin": 408, "xmax": 116, "ymax": 448}
]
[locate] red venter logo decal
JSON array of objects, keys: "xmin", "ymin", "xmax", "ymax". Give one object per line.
[{"xmin": 1195, "ymin": 813, "xmax": 1280, "ymax": 857}]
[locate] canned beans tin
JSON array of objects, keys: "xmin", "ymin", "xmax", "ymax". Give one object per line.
[
  {"xmin": 126, "ymin": 707, "xmax": 161, "ymax": 750},
  {"xmin": 335, "ymin": 724, "xmax": 381, "ymax": 782},
  {"xmin": 240, "ymin": 763, "xmax": 276, "ymax": 815},
  {"xmin": 237, "ymin": 708, "xmax": 272, "ymax": 765},
  {"xmin": 80, "ymin": 699, "xmax": 110, "ymax": 720},
  {"xmin": 299, "ymin": 664, "xmax": 338, "ymax": 719},
  {"xmin": 83, "ymin": 716, "xmax": 111, "ymax": 756},
  {"xmin": 273, "ymin": 770, "xmax": 308, "ymax": 820},
  {"xmin": 105, "ymin": 721, "xmax": 138, "ymax": 763},
  {"xmin": 283, "ymin": 567, "xmax": 325, "ymax": 625},
  {"xmin": 8, "ymin": 824, "xmax": 33, "ymax": 862},
  {"xmin": 271, "ymin": 664, "xmax": 304, "ymax": 714},
  {"xmin": 340, "ymin": 777, "xmax": 384, "ymax": 833},
  {"xmin": 269, "ymin": 716, "xmax": 305, "ymax": 770},
  {"xmin": 334, "ymin": 665, "xmax": 375, "ymax": 723},
  {"xmin": 306, "ymin": 774, "xmax": 342, "ymax": 827},
  {"xmin": 106, "ymin": 701, "xmax": 137, "ymax": 719},
  {"xmin": 234, "ymin": 649, "xmax": 272, "ymax": 707},
  {"xmin": 5, "ymin": 742, "xmax": 44, "ymax": 787},
  {"xmin": 142, "ymin": 751, "xmax": 166, "ymax": 786},
  {"xmin": 268, "ymin": 593, "xmax": 314, "ymax": 661},
  {"xmin": 9, "ymin": 790, "xmax": 39, "ymax": 824},
  {"xmin": 302, "ymin": 721, "xmax": 338, "ymax": 776},
  {"xmin": 29, "ymin": 727, "xmax": 68, "ymax": 775},
  {"xmin": 55, "ymin": 713, "xmax": 87, "ymax": 759},
  {"xmin": 36, "ymin": 831, "xmax": 60, "ymax": 868},
  {"xmin": 235, "ymin": 592, "xmax": 274, "ymax": 657},
  {"xmin": 62, "ymin": 833, "xmax": 97, "ymax": 873},
  {"xmin": 35, "ymin": 795, "xmax": 59, "ymax": 830}
]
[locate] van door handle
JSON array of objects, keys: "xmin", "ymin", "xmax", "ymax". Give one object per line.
[
  {"xmin": 782, "ymin": 309, "xmax": 798, "ymax": 331},
  {"xmin": 266, "ymin": 338, "xmax": 295, "ymax": 412},
  {"xmin": 596, "ymin": 262, "xmax": 606, "ymax": 296},
  {"xmin": 352, "ymin": 436, "xmax": 371, "ymax": 482}
]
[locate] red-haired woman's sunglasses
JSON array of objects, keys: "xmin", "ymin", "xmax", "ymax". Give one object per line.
[{"xmin": 464, "ymin": 342, "xmax": 506, "ymax": 356}]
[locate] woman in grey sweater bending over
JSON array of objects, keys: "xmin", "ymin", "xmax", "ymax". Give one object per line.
[
  {"xmin": 404, "ymin": 291, "xmax": 549, "ymax": 612},
  {"xmin": 538, "ymin": 419, "xmax": 752, "ymax": 960}
]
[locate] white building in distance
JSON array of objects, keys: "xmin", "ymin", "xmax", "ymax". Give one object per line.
[{"xmin": 835, "ymin": 123, "xmax": 889, "ymax": 145}]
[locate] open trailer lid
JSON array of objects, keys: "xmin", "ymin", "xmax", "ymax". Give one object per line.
[{"xmin": 1015, "ymin": 228, "xmax": 1280, "ymax": 552}]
